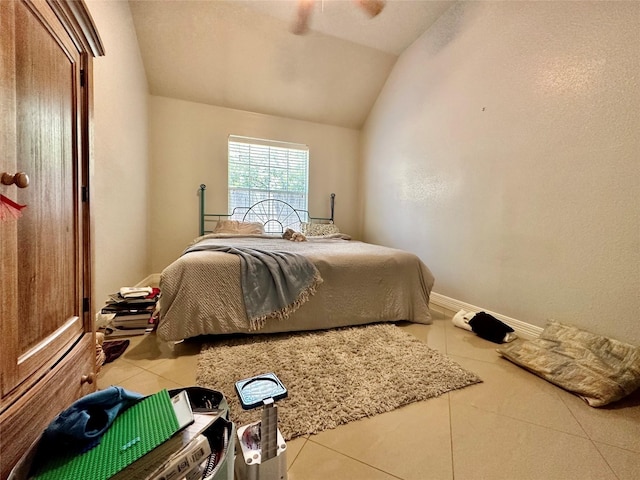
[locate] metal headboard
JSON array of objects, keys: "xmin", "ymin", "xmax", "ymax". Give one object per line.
[{"xmin": 199, "ymin": 184, "xmax": 335, "ymax": 236}]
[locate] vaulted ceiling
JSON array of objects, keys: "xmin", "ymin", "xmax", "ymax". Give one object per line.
[{"xmin": 129, "ymin": 0, "xmax": 455, "ymax": 129}]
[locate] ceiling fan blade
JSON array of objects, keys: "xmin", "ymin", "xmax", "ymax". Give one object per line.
[
  {"xmin": 356, "ymin": 0, "xmax": 385, "ymax": 18},
  {"xmin": 293, "ymin": 0, "xmax": 315, "ymax": 35}
]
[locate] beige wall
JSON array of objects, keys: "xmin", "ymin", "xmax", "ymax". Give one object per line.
[
  {"xmin": 362, "ymin": 1, "xmax": 640, "ymax": 343},
  {"xmin": 149, "ymin": 96, "xmax": 360, "ymax": 272},
  {"xmin": 89, "ymin": 1, "xmax": 150, "ymax": 306}
]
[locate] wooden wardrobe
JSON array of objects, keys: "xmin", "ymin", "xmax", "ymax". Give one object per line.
[{"xmin": 0, "ymin": 1, "xmax": 103, "ymax": 477}]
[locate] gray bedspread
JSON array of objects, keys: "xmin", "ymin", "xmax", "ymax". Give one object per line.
[
  {"xmin": 183, "ymin": 239, "xmax": 322, "ymax": 330},
  {"xmin": 158, "ymin": 234, "xmax": 435, "ymax": 341}
]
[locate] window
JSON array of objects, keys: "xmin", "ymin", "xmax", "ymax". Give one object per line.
[{"xmin": 228, "ymin": 135, "xmax": 309, "ymax": 231}]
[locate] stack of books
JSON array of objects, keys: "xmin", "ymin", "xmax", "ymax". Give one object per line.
[{"xmin": 101, "ymin": 286, "xmax": 160, "ymax": 337}]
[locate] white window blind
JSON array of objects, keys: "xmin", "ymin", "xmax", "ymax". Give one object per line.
[{"xmin": 228, "ymin": 135, "xmax": 309, "ymax": 224}]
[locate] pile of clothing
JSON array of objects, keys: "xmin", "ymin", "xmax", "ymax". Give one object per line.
[{"xmin": 452, "ymin": 310, "xmax": 517, "ymax": 344}]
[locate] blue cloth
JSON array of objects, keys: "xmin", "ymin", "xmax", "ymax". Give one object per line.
[{"xmin": 41, "ymin": 386, "xmax": 143, "ymax": 452}]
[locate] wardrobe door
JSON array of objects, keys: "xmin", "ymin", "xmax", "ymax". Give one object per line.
[
  {"xmin": 0, "ymin": 0, "xmax": 86, "ymax": 398},
  {"xmin": 0, "ymin": 0, "xmax": 19, "ymax": 396}
]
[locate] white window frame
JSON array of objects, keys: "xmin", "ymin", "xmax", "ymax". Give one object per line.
[{"xmin": 228, "ymin": 135, "xmax": 309, "ymax": 225}]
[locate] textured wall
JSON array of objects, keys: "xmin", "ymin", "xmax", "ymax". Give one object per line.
[
  {"xmin": 149, "ymin": 96, "xmax": 361, "ymax": 273},
  {"xmin": 90, "ymin": 1, "xmax": 150, "ymax": 305},
  {"xmin": 362, "ymin": 1, "xmax": 640, "ymax": 343}
]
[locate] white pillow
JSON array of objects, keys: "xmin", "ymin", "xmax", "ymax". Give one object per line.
[
  {"xmin": 213, "ymin": 220, "xmax": 264, "ymax": 234},
  {"xmin": 301, "ymin": 222, "xmax": 340, "ymax": 236}
]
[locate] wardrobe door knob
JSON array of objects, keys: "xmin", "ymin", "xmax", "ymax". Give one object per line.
[
  {"xmin": 80, "ymin": 373, "xmax": 95, "ymax": 385},
  {"xmin": 1, "ymin": 171, "xmax": 29, "ymax": 188},
  {"xmin": 14, "ymin": 172, "xmax": 29, "ymax": 188}
]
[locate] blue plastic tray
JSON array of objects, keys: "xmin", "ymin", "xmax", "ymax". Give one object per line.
[{"xmin": 234, "ymin": 373, "xmax": 288, "ymax": 410}]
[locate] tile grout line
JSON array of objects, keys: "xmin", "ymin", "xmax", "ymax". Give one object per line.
[
  {"xmin": 304, "ymin": 438, "xmax": 405, "ymax": 479},
  {"xmin": 556, "ymin": 390, "xmax": 608, "ymax": 443},
  {"xmin": 590, "ymin": 441, "xmax": 622, "ymax": 480},
  {"xmin": 447, "ymin": 392, "xmax": 456, "ymax": 480},
  {"xmin": 455, "ymin": 402, "xmax": 602, "ymax": 442},
  {"xmin": 97, "ymin": 360, "xmax": 143, "ymax": 387},
  {"xmin": 285, "ymin": 437, "xmax": 308, "ymax": 473},
  {"xmin": 444, "ymin": 314, "xmax": 457, "ymax": 480},
  {"xmin": 555, "ymin": 393, "xmax": 623, "ymax": 480}
]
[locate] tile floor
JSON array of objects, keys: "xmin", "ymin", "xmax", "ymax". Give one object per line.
[{"xmin": 97, "ymin": 306, "xmax": 640, "ymax": 480}]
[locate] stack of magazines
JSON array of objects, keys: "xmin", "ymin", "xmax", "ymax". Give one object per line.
[{"xmin": 101, "ymin": 287, "xmax": 160, "ymax": 337}]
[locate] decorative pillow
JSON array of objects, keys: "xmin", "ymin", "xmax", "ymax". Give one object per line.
[
  {"xmin": 301, "ymin": 222, "xmax": 340, "ymax": 236},
  {"xmin": 497, "ymin": 321, "xmax": 640, "ymax": 407},
  {"xmin": 213, "ymin": 219, "xmax": 264, "ymax": 235}
]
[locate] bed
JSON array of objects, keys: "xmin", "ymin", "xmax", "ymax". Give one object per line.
[{"xmin": 156, "ymin": 185, "xmax": 435, "ymax": 341}]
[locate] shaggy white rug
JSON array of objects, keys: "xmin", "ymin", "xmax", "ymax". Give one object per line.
[{"xmin": 196, "ymin": 323, "xmax": 481, "ymax": 439}]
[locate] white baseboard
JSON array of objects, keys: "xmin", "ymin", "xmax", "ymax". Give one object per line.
[
  {"xmin": 430, "ymin": 292, "xmax": 543, "ymax": 339},
  {"xmin": 135, "ymin": 273, "xmax": 161, "ymax": 288}
]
